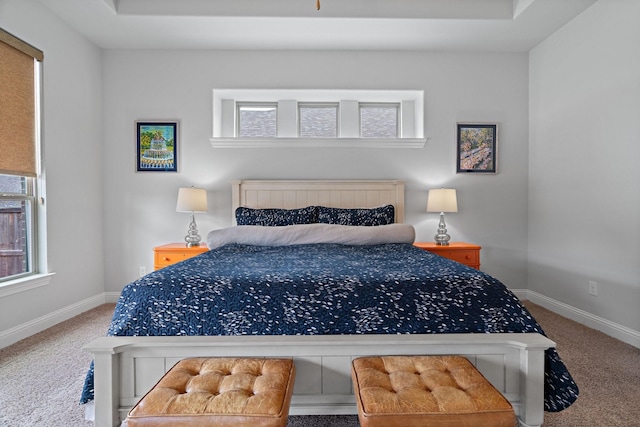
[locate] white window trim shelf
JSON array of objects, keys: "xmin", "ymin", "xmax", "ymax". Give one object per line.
[
  {"xmin": 0, "ymin": 272, "xmax": 55, "ymax": 298},
  {"xmin": 210, "ymin": 137, "xmax": 427, "ymax": 149}
]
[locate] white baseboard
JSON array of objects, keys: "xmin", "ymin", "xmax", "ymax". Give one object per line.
[
  {"xmin": 105, "ymin": 291, "xmax": 121, "ymax": 303},
  {"xmin": 3, "ymin": 290, "xmax": 639, "ymax": 350},
  {"xmin": 0, "ymin": 293, "xmax": 107, "ymax": 349},
  {"xmin": 512, "ymin": 289, "xmax": 640, "ymax": 349},
  {"xmin": 510, "ymin": 289, "xmax": 529, "ymax": 300}
]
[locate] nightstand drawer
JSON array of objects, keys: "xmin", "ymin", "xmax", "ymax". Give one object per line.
[
  {"xmin": 153, "ymin": 244, "xmax": 209, "ymax": 270},
  {"xmin": 435, "ymin": 249, "xmax": 479, "ymax": 266},
  {"xmin": 413, "ymin": 242, "xmax": 481, "ymax": 269},
  {"xmin": 154, "ymin": 251, "xmax": 192, "ymax": 268}
]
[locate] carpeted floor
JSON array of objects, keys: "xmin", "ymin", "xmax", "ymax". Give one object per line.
[{"xmin": 0, "ymin": 301, "xmax": 638, "ymax": 426}]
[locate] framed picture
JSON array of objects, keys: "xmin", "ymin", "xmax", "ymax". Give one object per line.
[
  {"xmin": 456, "ymin": 123, "xmax": 497, "ymax": 173},
  {"xmin": 136, "ymin": 121, "xmax": 178, "ymax": 172}
]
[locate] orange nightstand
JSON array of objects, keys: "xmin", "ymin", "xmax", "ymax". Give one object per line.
[
  {"xmin": 414, "ymin": 242, "xmax": 481, "ymax": 269},
  {"xmin": 153, "ymin": 243, "xmax": 209, "ymax": 270}
]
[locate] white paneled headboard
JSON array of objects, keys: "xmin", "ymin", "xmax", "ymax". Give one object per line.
[{"xmin": 232, "ymin": 180, "xmax": 405, "ymax": 224}]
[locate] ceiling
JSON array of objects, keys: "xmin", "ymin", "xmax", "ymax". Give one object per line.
[{"xmin": 37, "ymin": 0, "xmax": 596, "ymax": 52}]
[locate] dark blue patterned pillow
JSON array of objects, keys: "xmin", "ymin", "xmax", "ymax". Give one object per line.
[
  {"xmin": 316, "ymin": 205, "xmax": 395, "ymax": 226},
  {"xmin": 235, "ymin": 206, "xmax": 318, "ymax": 226}
]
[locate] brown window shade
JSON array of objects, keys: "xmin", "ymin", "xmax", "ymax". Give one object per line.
[{"xmin": 0, "ymin": 29, "xmax": 43, "ymax": 178}]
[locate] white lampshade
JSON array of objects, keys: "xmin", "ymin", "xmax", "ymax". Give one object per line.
[
  {"xmin": 427, "ymin": 188, "xmax": 458, "ymax": 213},
  {"xmin": 176, "ymin": 187, "xmax": 208, "ymax": 213}
]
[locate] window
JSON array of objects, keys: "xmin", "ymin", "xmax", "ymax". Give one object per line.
[
  {"xmin": 237, "ymin": 103, "xmax": 277, "ymax": 138},
  {"xmin": 360, "ymin": 103, "xmax": 399, "ymax": 138},
  {"xmin": 211, "ymin": 89, "xmax": 425, "ymax": 148},
  {"xmin": 0, "ymin": 28, "xmax": 48, "ymax": 289},
  {"xmin": 0, "ymin": 175, "xmax": 35, "ymax": 281},
  {"xmin": 299, "ymin": 103, "xmax": 338, "ymax": 138}
]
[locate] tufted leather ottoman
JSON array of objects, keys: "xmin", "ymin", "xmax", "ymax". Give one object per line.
[
  {"xmin": 352, "ymin": 355, "xmax": 516, "ymax": 427},
  {"xmin": 126, "ymin": 357, "xmax": 295, "ymax": 427}
]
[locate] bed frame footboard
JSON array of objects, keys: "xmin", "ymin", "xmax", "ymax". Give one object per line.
[{"xmin": 83, "ymin": 333, "xmax": 554, "ymax": 427}]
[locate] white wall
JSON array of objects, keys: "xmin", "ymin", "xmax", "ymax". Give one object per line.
[
  {"xmin": 3, "ymin": 0, "xmax": 637, "ymax": 350},
  {"xmin": 0, "ymin": 0, "xmax": 104, "ymax": 338},
  {"xmin": 9, "ymin": 0, "xmax": 637, "ymax": 349},
  {"xmin": 102, "ymin": 50, "xmax": 530, "ymax": 293},
  {"xmin": 529, "ymin": 0, "xmax": 640, "ymax": 332}
]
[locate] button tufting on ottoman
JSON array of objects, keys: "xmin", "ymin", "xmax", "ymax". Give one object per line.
[
  {"xmin": 126, "ymin": 357, "xmax": 295, "ymax": 427},
  {"xmin": 352, "ymin": 355, "xmax": 516, "ymax": 427}
]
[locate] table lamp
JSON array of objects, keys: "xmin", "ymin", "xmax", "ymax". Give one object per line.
[
  {"xmin": 176, "ymin": 187, "xmax": 208, "ymax": 247},
  {"xmin": 426, "ymin": 188, "xmax": 458, "ymax": 246}
]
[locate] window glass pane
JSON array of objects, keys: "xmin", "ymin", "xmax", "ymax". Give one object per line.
[
  {"xmin": 299, "ymin": 104, "xmax": 338, "ymax": 138},
  {"xmin": 0, "ymin": 174, "xmax": 26, "ymax": 195},
  {"xmin": 0, "ymin": 174, "xmax": 30, "ymax": 280},
  {"xmin": 238, "ymin": 104, "xmax": 277, "ymax": 138},
  {"xmin": 360, "ymin": 104, "xmax": 399, "ymax": 138}
]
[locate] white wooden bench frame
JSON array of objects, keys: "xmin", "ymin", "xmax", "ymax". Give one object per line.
[{"xmin": 84, "ymin": 333, "xmax": 554, "ymax": 427}]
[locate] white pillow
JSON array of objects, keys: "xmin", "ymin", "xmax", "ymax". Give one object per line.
[{"xmin": 207, "ymin": 223, "xmax": 415, "ymax": 249}]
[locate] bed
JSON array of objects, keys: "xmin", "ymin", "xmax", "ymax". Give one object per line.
[{"xmin": 82, "ymin": 180, "xmax": 578, "ymax": 427}]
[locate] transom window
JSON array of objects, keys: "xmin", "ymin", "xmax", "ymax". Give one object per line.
[
  {"xmin": 211, "ymin": 89, "xmax": 425, "ymax": 148},
  {"xmin": 237, "ymin": 103, "xmax": 277, "ymax": 138},
  {"xmin": 360, "ymin": 103, "xmax": 399, "ymax": 138},
  {"xmin": 299, "ymin": 103, "xmax": 338, "ymax": 138}
]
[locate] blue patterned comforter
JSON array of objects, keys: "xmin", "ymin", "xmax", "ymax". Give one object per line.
[{"xmin": 81, "ymin": 243, "xmax": 578, "ymax": 411}]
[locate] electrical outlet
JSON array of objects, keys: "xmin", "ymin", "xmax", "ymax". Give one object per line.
[
  {"xmin": 139, "ymin": 266, "xmax": 147, "ymax": 277},
  {"xmin": 588, "ymin": 280, "xmax": 598, "ymax": 296}
]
